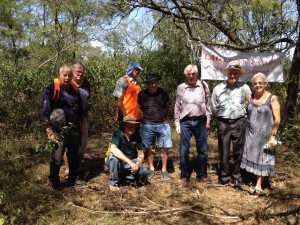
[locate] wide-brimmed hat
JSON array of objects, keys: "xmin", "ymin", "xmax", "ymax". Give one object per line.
[
  {"xmin": 143, "ymin": 73, "xmax": 162, "ymax": 83},
  {"xmin": 126, "ymin": 62, "xmax": 143, "ymax": 75},
  {"xmin": 222, "ymin": 61, "xmax": 246, "ymax": 75},
  {"xmin": 50, "ymin": 109, "xmax": 66, "ymax": 130},
  {"xmin": 120, "ymin": 115, "xmax": 141, "ymax": 126}
]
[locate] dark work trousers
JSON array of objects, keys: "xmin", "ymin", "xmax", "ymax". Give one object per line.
[
  {"xmin": 217, "ymin": 117, "xmax": 246, "ymax": 183},
  {"xmin": 49, "ymin": 126, "xmax": 82, "ymax": 183}
]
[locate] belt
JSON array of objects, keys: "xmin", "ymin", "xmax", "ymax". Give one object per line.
[
  {"xmin": 180, "ymin": 116, "xmax": 206, "ymax": 122},
  {"xmin": 218, "ymin": 116, "xmax": 245, "ymax": 125}
]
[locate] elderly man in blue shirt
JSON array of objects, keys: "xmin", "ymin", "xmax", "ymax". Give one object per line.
[{"xmin": 211, "ymin": 61, "xmax": 251, "ymax": 191}]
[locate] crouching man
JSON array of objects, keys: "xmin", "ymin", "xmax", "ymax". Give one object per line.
[{"xmin": 106, "ymin": 115, "xmax": 148, "ymax": 191}]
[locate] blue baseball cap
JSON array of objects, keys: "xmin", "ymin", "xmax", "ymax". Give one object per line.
[{"xmin": 126, "ymin": 62, "xmax": 143, "ymax": 75}]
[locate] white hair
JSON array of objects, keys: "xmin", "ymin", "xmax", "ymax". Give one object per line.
[
  {"xmin": 59, "ymin": 65, "xmax": 72, "ymax": 74},
  {"xmin": 251, "ymin": 72, "xmax": 268, "ymax": 84},
  {"xmin": 72, "ymin": 62, "xmax": 84, "ymax": 70},
  {"xmin": 184, "ymin": 64, "xmax": 198, "ymax": 75}
]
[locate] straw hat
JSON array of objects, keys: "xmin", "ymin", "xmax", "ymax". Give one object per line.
[
  {"xmin": 222, "ymin": 61, "xmax": 246, "ymax": 75},
  {"xmin": 120, "ymin": 115, "xmax": 141, "ymax": 126}
]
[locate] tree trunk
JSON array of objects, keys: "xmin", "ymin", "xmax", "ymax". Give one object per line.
[{"xmin": 285, "ymin": 27, "xmax": 300, "ymax": 121}]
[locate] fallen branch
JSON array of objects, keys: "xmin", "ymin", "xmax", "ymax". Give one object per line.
[
  {"xmin": 143, "ymin": 196, "xmax": 164, "ymax": 208},
  {"xmin": 191, "ymin": 210, "xmax": 241, "ymax": 220},
  {"xmin": 70, "ymin": 202, "xmax": 241, "ymax": 220}
]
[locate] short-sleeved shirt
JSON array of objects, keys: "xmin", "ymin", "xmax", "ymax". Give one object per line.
[
  {"xmin": 112, "ymin": 75, "xmax": 138, "ymax": 99},
  {"xmin": 111, "ymin": 130, "xmax": 143, "ymax": 160},
  {"xmin": 137, "ymin": 87, "xmax": 169, "ymax": 124},
  {"xmin": 41, "ymin": 82, "xmax": 84, "ymax": 127},
  {"xmin": 211, "ymin": 82, "xmax": 251, "ymax": 119}
]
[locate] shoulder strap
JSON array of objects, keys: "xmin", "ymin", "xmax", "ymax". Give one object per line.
[
  {"xmin": 124, "ymin": 75, "xmax": 130, "ymax": 84},
  {"xmin": 71, "ymin": 81, "xmax": 79, "ymax": 93},
  {"xmin": 53, "ymin": 78, "xmax": 60, "ymax": 101},
  {"xmin": 201, "ymin": 81, "xmax": 209, "ymax": 100},
  {"xmin": 53, "ymin": 79, "xmax": 79, "ymax": 101},
  {"xmin": 266, "ymin": 94, "xmax": 273, "ymax": 106}
]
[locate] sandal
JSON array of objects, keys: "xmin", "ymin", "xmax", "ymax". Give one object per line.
[{"xmin": 253, "ymin": 188, "xmax": 263, "ymax": 197}]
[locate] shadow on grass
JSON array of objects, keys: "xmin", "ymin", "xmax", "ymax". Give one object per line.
[{"xmin": 78, "ymin": 156, "xmax": 104, "ymax": 181}]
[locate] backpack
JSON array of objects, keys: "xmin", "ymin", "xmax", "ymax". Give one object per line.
[
  {"xmin": 104, "ymin": 143, "xmax": 112, "ymax": 163},
  {"xmin": 52, "ymin": 78, "xmax": 78, "ymax": 101}
]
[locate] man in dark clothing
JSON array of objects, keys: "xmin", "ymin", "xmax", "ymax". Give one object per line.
[
  {"xmin": 64, "ymin": 62, "xmax": 91, "ymax": 175},
  {"xmin": 138, "ymin": 74, "xmax": 173, "ymax": 180},
  {"xmin": 41, "ymin": 65, "xmax": 85, "ymax": 189}
]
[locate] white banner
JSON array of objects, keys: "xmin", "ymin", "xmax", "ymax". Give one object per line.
[{"xmin": 201, "ymin": 45, "xmax": 284, "ymax": 82}]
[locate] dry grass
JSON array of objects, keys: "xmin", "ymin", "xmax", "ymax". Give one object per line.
[{"xmin": 0, "ymin": 130, "xmax": 299, "ymax": 225}]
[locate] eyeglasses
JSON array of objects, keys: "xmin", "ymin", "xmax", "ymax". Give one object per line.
[{"xmin": 253, "ymin": 82, "xmax": 265, "ymax": 86}]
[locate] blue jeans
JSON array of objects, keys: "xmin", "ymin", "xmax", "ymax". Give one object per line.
[
  {"xmin": 179, "ymin": 118, "xmax": 208, "ymax": 179},
  {"xmin": 141, "ymin": 123, "xmax": 173, "ymax": 148},
  {"xmin": 106, "ymin": 154, "xmax": 148, "ymax": 186}
]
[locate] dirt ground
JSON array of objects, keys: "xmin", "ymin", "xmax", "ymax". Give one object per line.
[{"xmin": 31, "ymin": 130, "xmax": 299, "ymax": 225}]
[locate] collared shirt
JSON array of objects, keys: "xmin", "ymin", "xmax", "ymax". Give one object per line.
[
  {"xmin": 111, "ymin": 130, "xmax": 143, "ymax": 160},
  {"xmin": 174, "ymin": 80, "xmax": 212, "ymax": 129},
  {"xmin": 113, "ymin": 74, "xmax": 138, "ymax": 99},
  {"xmin": 211, "ymin": 82, "xmax": 251, "ymax": 119}
]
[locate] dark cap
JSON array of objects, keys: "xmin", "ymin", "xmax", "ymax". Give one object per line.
[{"xmin": 143, "ymin": 74, "xmax": 162, "ymax": 83}]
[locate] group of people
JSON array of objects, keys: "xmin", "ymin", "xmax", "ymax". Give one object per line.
[{"xmin": 42, "ymin": 60, "xmax": 281, "ymax": 196}]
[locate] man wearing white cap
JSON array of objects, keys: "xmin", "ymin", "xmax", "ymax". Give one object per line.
[{"xmin": 211, "ymin": 61, "xmax": 251, "ymax": 190}]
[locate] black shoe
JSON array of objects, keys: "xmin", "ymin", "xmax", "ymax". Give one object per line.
[
  {"xmin": 49, "ymin": 178, "xmax": 62, "ymax": 190},
  {"xmin": 233, "ymin": 180, "xmax": 243, "ymax": 191},
  {"xmin": 64, "ymin": 179, "xmax": 76, "ymax": 187},
  {"xmin": 217, "ymin": 180, "xmax": 229, "ymax": 185}
]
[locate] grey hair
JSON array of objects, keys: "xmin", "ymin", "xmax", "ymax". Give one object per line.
[
  {"xmin": 184, "ymin": 64, "xmax": 198, "ymax": 75},
  {"xmin": 59, "ymin": 65, "xmax": 72, "ymax": 74},
  {"xmin": 72, "ymin": 62, "xmax": 85, "ymax": 70},
  {"xmin": 251, "ymin": 72, "xmax": 268, "ymax": 84}
]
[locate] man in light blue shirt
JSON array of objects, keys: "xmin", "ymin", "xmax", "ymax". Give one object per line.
[{"xmin": 211, "ymin": 61, "xmax": 251, "ymax": 191}]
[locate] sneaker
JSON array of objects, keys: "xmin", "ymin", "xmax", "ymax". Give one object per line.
[
  {"xmin": 148, "ymin": 170, "xmax": 155, "ymax": 179},
  {"xmin": 180, "ymin": 178, "xmax": 189, "ymax": 187},
  {"xmin": 109, "ymin": 185, "xmax": 120, "ymax": 192},
  {"xmin": 162, "ymin": 171, "xmax": 171, "ymax": 180}
]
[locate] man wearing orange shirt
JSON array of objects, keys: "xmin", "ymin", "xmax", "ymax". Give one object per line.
[{"xmin": 113, "ymin": 62, "xmax": 143, "ymax": 122}]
